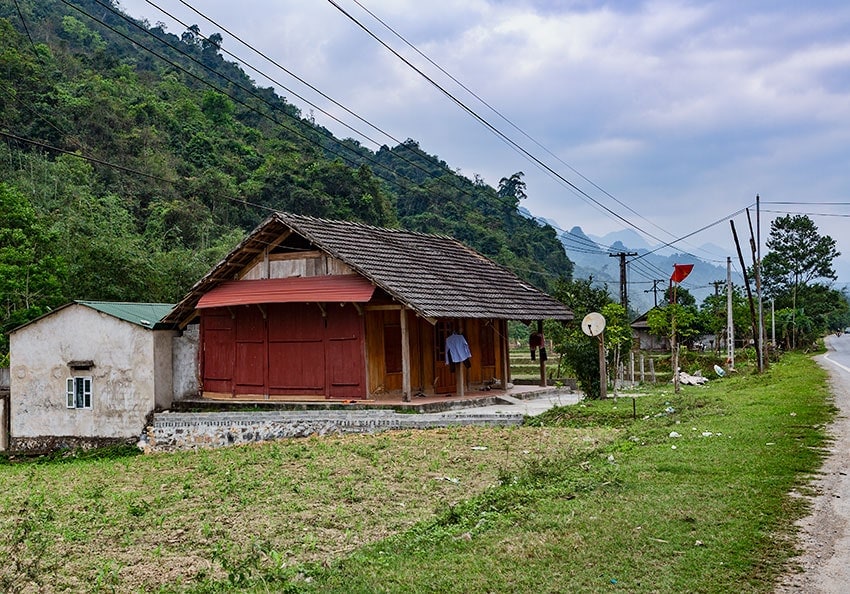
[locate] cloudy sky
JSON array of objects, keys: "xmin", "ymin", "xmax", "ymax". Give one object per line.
[{"xmin": 116, "ymin": 0, "xmax": 850, "ymax": 286}]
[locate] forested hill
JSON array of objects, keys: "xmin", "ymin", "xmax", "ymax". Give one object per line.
[{"xmin": 0, "ymin": 0, "xmax": 574, "ymax": 356}]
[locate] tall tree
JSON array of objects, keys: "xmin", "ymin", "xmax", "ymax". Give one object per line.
[
  {"xmin": 497, "ymin": 171, "xmax": 527, "ymax": 208},
  {"xmin": 762, "ymin": 215, "xmax": 839, "ymax": 298}
]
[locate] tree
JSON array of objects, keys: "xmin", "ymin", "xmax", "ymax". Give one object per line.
[
  {"xmin": 497, "ymin": 171, "xmax": 527, "ymax": 208},
  {"xmin": 0, "ymin": 184, "xmax": 67, "ymax": 358},
  {"xmin": 549, "ymin": 277, "xmax": 613, "ymax": 399},
  {"xmin": 646, "ymin": 304, "xmax": 702, "ymax": 347},
  {"xmin": 701, "ymin": 287, "xmax": 750, "ymax": 352},
  {"xmin": 761, "ymin": 214, "xmax": 840, "ymax": 348},
  {"xmin": 762, "ymin": 215, "xmax": 839, "ymax": 299}
]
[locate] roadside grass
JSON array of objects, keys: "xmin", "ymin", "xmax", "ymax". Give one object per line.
[
  {"xmin": 276, "ymin": 352, "xmax": 834, "ymax": 593},
  {"xmin": 0, "ymin": 423, "xmax": 611, "ymax": 593},
  {"xmin": 0, "ymin": 351, "xmax": 834, "ymax": 593}
]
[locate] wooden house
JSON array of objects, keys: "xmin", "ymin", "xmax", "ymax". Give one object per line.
[
  {"xmin": 162, "ymin": 212, "xmax": 573, "ymax": 402},
  {"xmin": 631, "ymin": 308, "xmax": 669, "ymax": 351}
]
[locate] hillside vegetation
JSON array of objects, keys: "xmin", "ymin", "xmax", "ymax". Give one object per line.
[{"xmin": 0, "ymin": 0, "xmax": 573, "ymax": 357}]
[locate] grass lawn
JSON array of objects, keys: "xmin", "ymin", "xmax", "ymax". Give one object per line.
[{"xmin": 0, "ymin": 351, "xmax": 835, "ymax": 593}]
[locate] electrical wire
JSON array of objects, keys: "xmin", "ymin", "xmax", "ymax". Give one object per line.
[{"xmin": 346, "ymin": 0, "xmax": 718, "ymax": 255}]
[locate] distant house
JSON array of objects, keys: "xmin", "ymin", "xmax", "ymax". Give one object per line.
[
  {"xmin": 6, "ymin": 301, "xmax": 177, "ymax": 452},
  {"xmin": 161, "ymin": 212, "xmax": 573, "ymax": 402},
  {"xmin": 631, "ymin": 308, "xmax": 668, "ymax": 351}
]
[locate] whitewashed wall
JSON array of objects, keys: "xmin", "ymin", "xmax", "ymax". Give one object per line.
[{"xmin": 9, "ymin": 304, "xmax": 167, "ymax": 447}]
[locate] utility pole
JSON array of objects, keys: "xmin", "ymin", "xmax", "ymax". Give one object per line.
[
  {"xmin": 730, "ymin": 220, "xmax": 760, "ymax": 369},
  {"xmin": 645, "ymin": 279, "xmax": 664, "ymax": 307},
  {"xmin": 727, "ymin": 257, "xmax": 734, "ymax": 369},
  {"xmin": 610, "ymin": 252, "xmax": 638, "ymax": 312},
  {"xmin": 746, "ymin": 200, "xmax": 764, "ymax": 372},
  {"xmin": 711, "ymin": 280, "xmax": 725, "ymax": 297}
]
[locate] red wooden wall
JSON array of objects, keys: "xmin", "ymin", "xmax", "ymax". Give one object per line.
[{"xmin": 200, "ymin": 303, "xmax": 366, "ymax": 399}]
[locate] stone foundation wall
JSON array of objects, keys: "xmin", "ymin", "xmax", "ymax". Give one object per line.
[
  {"xmin": 147, "ymin": 410, "xmax": 523, "ymax": 452},
  {"xmin": 9, "ymin": 435, "xmax": 136, "ymax": 454}
]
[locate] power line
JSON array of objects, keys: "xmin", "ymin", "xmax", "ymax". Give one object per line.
[
  {"xmin": 324, "ymin": 0, "xmax": 683, "ymax": 248},
  {"xmin": 348, "ymin": 0, "xmax": 706, "ymax": 252},
  {"xmin": 0, "ymin": 130, "xmax": 177, "ymax": 183},
  {"xmin": 127, "ymin": 0, "xmax": 738, "ymax": 269}
]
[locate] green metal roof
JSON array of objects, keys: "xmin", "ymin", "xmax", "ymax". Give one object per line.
[{"xmin": 76, "ymin": 301, "xmax": 175, "ymax": 329}]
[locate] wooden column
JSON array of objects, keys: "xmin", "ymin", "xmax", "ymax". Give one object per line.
[
  {"xmin": 401, "ymin": 308, "xmax": 412, "ymax": 402},
  {"xmin": 500, "ymin": 319, "xmax": 510, "ymax": 390},
  {"xmin": 538, "ymin": 320, "xmax": 547, "ymax": 387},
  {"xmin": 456, "ymin": 320, "xmax": 465, "ymax": 398}
]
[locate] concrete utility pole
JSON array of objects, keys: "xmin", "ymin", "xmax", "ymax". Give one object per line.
[
  {"xmin": 645, "ymin": 279, "xmax": 665, "ymax": 307},
  {"xmin": 609, "ymin": 252, "xmax": 638, "ymax": 312},
  {"xmin": 727, "ymin": 256, "xmax": 734, "ymax": 369}
]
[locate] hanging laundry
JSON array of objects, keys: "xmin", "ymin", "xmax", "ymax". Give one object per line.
[
  {"xmin": 446, "ymin": 331, "xmax": 472, "ymax": 372},
  {"xmin": 529, "ymin": 332, "xmax": 544, "ymax": 360}
]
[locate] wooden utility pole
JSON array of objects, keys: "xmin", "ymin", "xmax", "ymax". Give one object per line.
[
  {"xmin": 609, "ymin": 252, "xmax": 638, "ymax": 312},
  {"xmin": 645, "ymin": 279, "xmax": 664, "ymax": 307},
  {"xmin": 711, "ymin": 280, "xmax": 725, "ymax": 297},
  {"xmin": 730, "ymin": 220, "xmax": 761, "ymax": 371}
]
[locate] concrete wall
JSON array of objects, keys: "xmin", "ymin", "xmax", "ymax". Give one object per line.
[
  {"xmin": 9, "ymin": 304, "xmax": 161, "ymax": 450},
  {"xmin": 172, "ymin": 324, "xmax": 199, "ymax": 402},
  {"xmin": 154, "ymin": 330, "xmax": 178, "ymax": 410}
]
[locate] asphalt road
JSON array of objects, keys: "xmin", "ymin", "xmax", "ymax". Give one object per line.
[{"xmin": 776, "ymin": 334, "xmax": 850, "ymax": 592}]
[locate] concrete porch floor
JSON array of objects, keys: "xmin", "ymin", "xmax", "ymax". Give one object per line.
[{"xmin": 173, "ymin": 384, "xmax": 576, "ymax": 415}]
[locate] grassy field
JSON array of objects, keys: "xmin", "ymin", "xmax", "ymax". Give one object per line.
[{"xmin": 0, "ymin": 351, "xmax": 835, "ymax": 593}]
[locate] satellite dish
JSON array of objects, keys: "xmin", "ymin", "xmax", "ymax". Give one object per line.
[{"xmin": 582, "ymin": 312, "xmax": 606, "ymax": 337}]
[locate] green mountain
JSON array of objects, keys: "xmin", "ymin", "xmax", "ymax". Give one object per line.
[{"xmin": 0, "ymin": 0, "xmax": 574, "ymax": 358}]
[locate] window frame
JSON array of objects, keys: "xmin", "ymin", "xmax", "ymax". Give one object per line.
[{"xmin": 66, "ymin": 376, "xmax": 92, "ymax": 409}]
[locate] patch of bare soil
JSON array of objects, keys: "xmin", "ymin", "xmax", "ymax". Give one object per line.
[{"xmin": 776, "ymin": 343, "xmax": 850, "ymax": 593}]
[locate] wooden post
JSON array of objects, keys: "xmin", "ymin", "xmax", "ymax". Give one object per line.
[
  {"xmin": 598, "ymin": 332, "xmax": 607, "ymax": 399},
  {"xmin": 649, "ymin": 358, "xmax": 656, "ymax": 383},
  {"xmin": 538, "ymin": 320, "xmax": 547, "ymax": 387},
  {"xmin": 629, "ymin": 351, "xmax": 635, "ymax": 384},
  {"xmin": 500, "ymin": 320, "xmax": 510, "ymax": 390},
  {"xmin": 672, "ymin": 284, "xmax": 680, "ymax": 394},
  {"xmin": 400, "ymin": 308, "xmax": 411, "ymax": 402},
  {"xmin": 456, "ymin": 320, "xmax": 465, "ymax": 398},
  {"xmin": 640, "ymin": 354, "xmax": 645, "ymax": 383}
]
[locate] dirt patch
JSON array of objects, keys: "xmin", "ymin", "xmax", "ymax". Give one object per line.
[{"xmin": 776, "ymin": 342, "xmax": 850, "ymax": 593}]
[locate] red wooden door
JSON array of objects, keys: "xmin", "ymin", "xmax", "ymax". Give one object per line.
[
  {"xmin": 325, "ymin": 304, "xmax": 366, "ymax": 398},
  {"xmin": 201, "ymin": 309, "xmax": 235, "ymax": 394},
  {"xmin": 234, "ymin": 305, "xmax": 266, "ymax": 395},
  {"xmin": 268, "ymin": 303, "xmax": 325, "ymax": 395}
]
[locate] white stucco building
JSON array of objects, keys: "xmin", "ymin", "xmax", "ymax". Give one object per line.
[{"xmin": 5, "ymin": 301, "xmax": 186, "ymax": 451}]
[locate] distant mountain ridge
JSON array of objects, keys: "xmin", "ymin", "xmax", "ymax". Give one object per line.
[
  {"xmin": 564, "ymin": 225, "xmax": 742, "ymax": 315},
  {"xmin": 518, "ymin": 205, "xmax": 742, "ymax": 316}
]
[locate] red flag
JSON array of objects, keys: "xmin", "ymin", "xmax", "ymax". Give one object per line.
[{"xmin": 670, "ymin": 263, "xmax": 694, "ymax": 283}]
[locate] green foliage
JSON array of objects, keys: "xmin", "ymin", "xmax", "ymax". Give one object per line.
[
  {"xmin": 550, "ymin": 277, "xmax": 614, "ymax": 398},
  {"xmin": 762, "ymin": 214, "xmax": 838, "ymax": 297},
  {"xmin": 647, "ymin": 303, "xmax": 703, "ymax": 345},
  {"xmin": 0, "ymin": 183, "xmax": 67, "ymax": 352},
  {"xmin": 700, "ymin": 286, "xmax": 750, "ymax": 344},
  {"xmin": 0, "ymin": 2, "xmax": 575, "ymax": 360},
  {"xmin": 760, "ymin": 214, "xmax": 845, "ymax": 347}
]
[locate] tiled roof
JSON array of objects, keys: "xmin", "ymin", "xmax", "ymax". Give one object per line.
[{"xmin": 162, "ymin": 213, "xmax": 572, "ymax": 325}]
